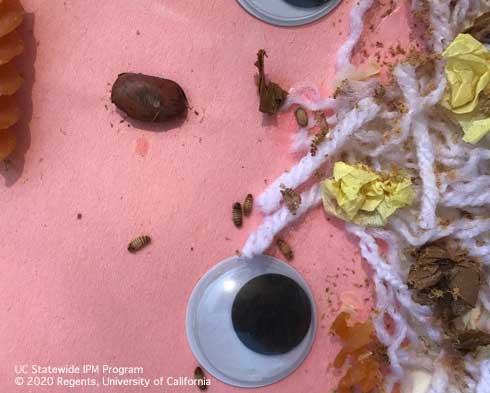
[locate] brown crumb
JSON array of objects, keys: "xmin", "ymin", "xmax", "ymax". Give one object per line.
[
  {"xmin": 333, "ymin": 79, "xmax": 350, "ymax": 99},
  {"xmin": 447, "ymin": 330, "xmax": 490, "ymax": 355},
  {"xmin": 465, "ymin": 12, "xmax": 490, "ymax": 43},
  {"xmin": 388, "ymin": 99, "xmax": 408, "ymax": 114},
  {"xmin": 373, "ymin": 84, "xmax": 386, "ymax": 101},
  {"xmin": 479, "ymin": 91, "xmax": 490, "ymax": 117}
]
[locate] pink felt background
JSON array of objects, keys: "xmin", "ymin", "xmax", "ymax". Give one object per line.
[{"xmin": 0, "ymin": 1, "xmax": 410, "ymax": 392}]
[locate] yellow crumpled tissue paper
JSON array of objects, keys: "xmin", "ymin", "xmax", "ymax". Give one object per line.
[
  {"xmin": 322, "ymin": 162, "xmax": 415, "ymax": 227},
  {"xmin": 441, "ymin": 33, "xmax": 490, "ymax": 143}
]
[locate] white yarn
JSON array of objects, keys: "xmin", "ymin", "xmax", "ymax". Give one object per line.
[
  {"xmin": 476, "ymin": 361, "xmax": 490, "ymax": 393},
  {"xmin": 395, "ymin": 63, "xmax": 441, "ymax": 229},
  {"xmin": 427, "ymin": 355, "xmax": 450, "ymax": 393},
  {"xmin": 290, "ymin": 127, "xmax": 311, "ymax": 153},
  {"xmin": 335, "ymin": 0, "xmax": 375, "ymax": 71},
  {"xmin": 242, "ymin": 184, "xmax": 322, "ymax": 257},
  {"xmin": 257, "ymin": 97, "xmax": 380, "ymax": 214},
  {"xmin": 242, "ymin": 0, "xmax": 490, "ymax": 391}
]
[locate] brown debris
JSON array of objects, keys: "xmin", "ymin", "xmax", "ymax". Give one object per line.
[
  {"xmin": 465, "ymin": 12, "xmax": 490, "ymax": 44},
  {"xmin": 333, "ymin": 79, "xmax": 351, "ymax": 99},
  {"xmin": 255, "ymin": 49, "xmax": 288, "ymax": 115},
  {"xmin": 280, "ymin": 186, "xmax": 302, "ymax": 215},
  {"xmin": 373, "ymin": 84, "xmax": 386, "ymax": 101},
  {"xmin": 479, "ymin": 91, "xmax": 490, "ymax": 117},
  {"xmin": 408, "ymin": 241, "xmax": 482, "ymax": 323},
  {"xmin": 447, "ymin": 330, "xmax": 490, "ymax": 355},
  {"xmin": 388, "ymin": 99, "xmax": 408, "ymax": 114}
]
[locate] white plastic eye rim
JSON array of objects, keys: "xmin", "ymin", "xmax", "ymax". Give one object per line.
[
  {"xmin": 236, "ymin": 0, "xmax": 343, "ymax": 27},
  {"xmin": 185, "ymin": 254, "xmax": 317, "ymax": 388}
]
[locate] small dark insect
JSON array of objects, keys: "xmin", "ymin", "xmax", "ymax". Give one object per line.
[
  {"xmin": 281, "ymin": 187, "xmax": 302, "ymax": 215},
  {"xmin": 243, "ymin": 194, "xmax": 253, "ymax": 217},
  {"xmin": 194, "ymin": 367, "xmax": 208, "ymax": 391},
  {"xmin": 111, "ymin": 73, "xmax": 187, "ymax": 123},
  {"xmin": 128, "ymin": 235, "xmax": 151, "ymax": 253},
  {"xmin": 232, "ymin": 202, "xmax": 243, "ymax": 228},
  {"xmin": 277, "ymin": 238, "xmax": 293, "ymax": 260},
  {"xmin": 295, "ymin": 107, "xmax": 308, "ymax": 127},
  {"xmin": 76, "ymin": 213, "xmax": 82, "ymax": 220}
]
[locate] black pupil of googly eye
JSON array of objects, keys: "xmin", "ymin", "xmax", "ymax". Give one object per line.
[
  {"xmin": 283, "ymin": 0, "xmax": 329, "ymax": 8},
  {"xmin": 231, "ymin": 274, "xmax": 312, "ymax": 355}
]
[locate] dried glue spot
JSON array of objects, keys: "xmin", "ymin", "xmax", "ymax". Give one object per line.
[
  {"xmin": 232, "ymin": 274, "xmax": 311, "ymax": 355},
  {"xmin": 339, "ymin": 291, "xmax": 365, "ymax": 314},
  {"xmin": 135, "ymin": 137, "xmax": 149, "ymax": 157}
]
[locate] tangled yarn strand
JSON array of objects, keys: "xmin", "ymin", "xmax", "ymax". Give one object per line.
[{"xmin": 257, "ymin": 98, "xmax": 380, "ymax": 214}]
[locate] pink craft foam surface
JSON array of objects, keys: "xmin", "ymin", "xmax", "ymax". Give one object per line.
[{"xmin": 0, "ymin": 1, "xmax": 411, "ymax": 392}]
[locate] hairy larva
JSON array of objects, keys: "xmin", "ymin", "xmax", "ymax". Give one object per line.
[
  {"xmin": 128, "ymin": 235, "xmax": 151, "ymax": 253},
  {"xmin": 243, "ymin": 194, "xmax": 253, "ymax": 217},
  {"xmin": 194, "ymin": 367, "xmax": 207, "ymax": 391},
  {"xmin": 310, "ymin": 111, "xmax": 329, "ymax": 157},
  {"xmin": 276, "ymin": 238, "xmax": 293, "ymax": 260},
  {"xmin": 280, "ymin": 187, "xmax": 302, "ymax": 215},
  {"xmin": 232, "ymin": 202, "xmax": 243, "ymax": 228},
  {"xmin": 310, "ymin": 129, "xmax": 328, "ymax": 156}
]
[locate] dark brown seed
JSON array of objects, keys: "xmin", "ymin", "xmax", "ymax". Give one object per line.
[
  {"xmin": 111, "ymin": 73, "xmax": 187, "ymax": 123},
  {"xmin": 128, "ymin": 235, "xmax": 151, "ymax": 252},
  {"xmin": 243, "ymin": 194, "xmax": 253, "ymax": 217},
  {"xmin": 295, "ymin": 107, "xmax": 308, "ymax": 127},
  {"xmin": 277, "ymin": 238, "xmax": 293, "ymax": 260},
  {"xmin": 232, "ymin": 202, "xmax": 243, "ymax": 228},
  {"xmin": 194, "ymin": 367, "xmax": 207, "ymax": 391}
]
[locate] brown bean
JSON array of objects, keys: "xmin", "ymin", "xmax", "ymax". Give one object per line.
[{"xmin": 111, "ymin": 73, "xmax": 187, "ymax": 122}]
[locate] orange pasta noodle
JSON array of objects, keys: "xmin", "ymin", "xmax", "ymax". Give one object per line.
[{"xmin": 0, "ymin": 0, "xmax": 23, "ymax": 160}]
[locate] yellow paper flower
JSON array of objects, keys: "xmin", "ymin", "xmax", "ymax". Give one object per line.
[
  {"xmin": 441, "ymin": 33, "xmax": 490, "ymax": 143},
  {"xmin": 322, "ymin": 162, "xmax": 415, "ymax": 227}
]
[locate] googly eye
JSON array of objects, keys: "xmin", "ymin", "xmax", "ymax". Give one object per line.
[
  {"xmin": 236, "ymin": 0, "xmax": 342, "ymax": 27},
  {"xmin": 283, "ymin": 0, "xmax": 330, "ymax": 8},
  {"xmin": 186, "ymin": 254, "xmax": 317, "ymax": 387}
]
